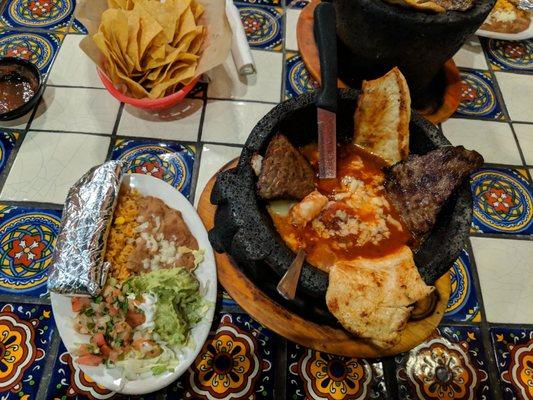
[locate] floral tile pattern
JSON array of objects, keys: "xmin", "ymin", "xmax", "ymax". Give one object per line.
[
  {"xmin": 395, "ymin": 326, "xmax": 491, "ymax": 400},
  {"xmin": 0, "ymin": 131, "xmax": 19, "ymax": 176},
  {"xmin": 47, "ymin": 341, "xmax": 118, "ymax": 400},
  {"xmin": 285, "ymin": 51, "xmax": 318, "ymax": 99},
  {"xmin": 491, "ymin": 327, "xmax": 533, "ymax": 400},
  {"xmin": 470, "ymin": 167, "xmax": 533, "ymax": 235},
  {"xmin": 66, "ymin": 18, "xmax": 88, "ymax": 34},
  {"xmin": 454, "ymin": 69, "xmax": 504, "ymax": 120},
  {"xmin": 287, "ymin": 342, "xmax": 387, "ymax": 399},
  {"xmin": 161, "ymin": 312, "xmax": 275, "ymax": 399},
  {"xmin": 0, "ymin": 30, "xmax": 63, "ymax": 75},
  {"xmin": 444, "ymin": 249, "xmax": 481, "ymax": 322},
  {"xmin": 236, "ymin": 3, "xmax": 284, "ymax": 51},
  {"xmin": 0, "ymin": 0, "xmax": 75, "ymax": 31},
  {"xmin": 111, "ymin": 139, "xmax": 196, "ymax": 198},
  {"xmin": 0, "ymin": 205, "xmax": 61, "ymax": 297},
  {"xmin": 483, "ymin": 38, "xmax": 533, "ymax": 72},
  {"xmin": 0, "ymin": 302, "xmax": 54, "ymax": 399}
]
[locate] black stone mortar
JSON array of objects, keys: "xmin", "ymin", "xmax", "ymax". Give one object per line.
[
  {"xmin": 332, "ymin": 0, "xmax": 495, "ymax": 108},
  {"xmin": 209, "ymin": 89, "xmax": 472, "ymax": 325}
]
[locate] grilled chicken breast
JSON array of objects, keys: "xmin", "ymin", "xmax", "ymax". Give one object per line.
[
  {"xmin": 353, "ymin": 67, "xmax": 411, "ymax": 166},
  {"xmin": 326, "ymin": 246, "xmax": 434, "ymax": 348}
]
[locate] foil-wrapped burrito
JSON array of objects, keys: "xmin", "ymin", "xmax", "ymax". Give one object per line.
[{"xmin": 48, "ymin": 161, "xmax": 124, "ymax": 296}]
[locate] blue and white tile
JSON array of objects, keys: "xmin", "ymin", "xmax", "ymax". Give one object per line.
[
  {"xmin": 453, "ymin": 36, "xmax": 488, "ymax": 70},
  {"xmin": 442, "ymin": 119, "xmax": 521, "ymax": 165},
  {"xmin": 0, "ymin": 302, "xmax": 54, "ymax": 399},
  {"xmin": 158, "ymin": 312, "xmax": 276, "ymax": 399},
  {"xmin": 496, "ymin": 72, "xmax": 533, "ymax": 122},
  {"xmin": 0, "ymin": 131, "xmax": 20, "ymax": 175},
  {"xmin": 395, "ymin": 326, "xmax": 491, "ymax": 399},
  {"xmin": 287, "ymin": 342, "xmax": 387, "ymax": 399},
  {"xmin": 454, "ymin": 69, "xmax": 504, "ymax": 120},
  {"xmin": 207, "ymin": 50, "xmax": 283, "ymax": 103},
  {"xmin": 0, "ymin": 131, "xmax": 109, "ymax": 204},
  {"xmin": 30, "ymin": 86, "xmax": 120, "ymax": 134},
  {"xmin": 111, "ymin": 139, "xmax": 196, "ymax": 198},
  {"xmin": 48, "ymin": 34, "xmax": 103, "ymax": 88},
  {"xmin": 0, "ymin": 0, "xmax": 75, "ymax": 31},
  {"xmin": 0, "ymin": 29, "xmax": 63, "ymax": 76},
  {"xmin": 483, "ymin": 38, "xmax": 533, "ymax": 72},
  {"xmin": 470, "ymin": 168, "xmax": 533, "ymax": 235},
  {"xmin": 444, "ymin": 249, "xmax": 481, "ymax": 322},
  {"xmin": 118, "ymin": 99, "xmax": 203, "ymax": 142},
  {"xmin": 236, "ymin": 3, "xmax": 283, "ymax": 51},
  {"xmin": 202, "ymin": 99, "xmax": 272, "ymax": 145},
  {"xmin": 471, "ymin": 237, "xmax": 533, "ymax": 324},
  {"xmin": 0, "ymin": 205, "xmax": 61, "ymax": 297},
  {"xmin": 285, "ymin": 8, "xmax": 300, "ymax": 51},
  {"xmin": 47, "ymin": 341, "xmax": 118, "ymax": 400},
  {"xmin": 285, "ymin": 51, "xmax": 318, "ymax": 99},
  {"xmin": 68, "ymin": 18, "xmax": 87, "ymax": 34},
  {"xmin": 514, "ymin": 123, "xmax": 533, "ymax": 166},
  {"xmin": 194, "ymin": 144, "xmax": 242, "ymax": 206},
  {"xmin": 490, "ymin": 327, "xmax": 533, "ymax": 400}
]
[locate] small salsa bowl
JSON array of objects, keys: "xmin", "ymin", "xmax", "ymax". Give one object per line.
[
  {"xmin": 97, "ymin": 68, "xmax": 200, "ymax": 111},
  {"xmin": 0, "ymin": 57, "xmax": 43, "ymax": 121}
]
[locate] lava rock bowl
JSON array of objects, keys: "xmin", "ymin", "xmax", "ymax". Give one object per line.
[
  {"xmin": 209, "ymin": 89, "xmax": 472, "ymax": 325},
  {"xmin": 332, "ymin": 0, "xmax": 495, "ymax": 107}
]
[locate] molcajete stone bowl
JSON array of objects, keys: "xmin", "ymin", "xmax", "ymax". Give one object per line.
[
  {"xmin": 209, "ymin": 89, "xmax": 472, "ymax": 324},
  {"xmin": 332, "ymin": 0, "xmax": 495, "ymax": 107}
]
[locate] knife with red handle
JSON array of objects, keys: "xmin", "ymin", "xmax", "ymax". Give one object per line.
[{"xmin": 314, "ymin": 1, "xmax": 337, "ymax": 179}]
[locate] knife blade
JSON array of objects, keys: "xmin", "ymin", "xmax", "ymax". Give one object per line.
[{"xmin": 314, "ymin": 1, "xmax": 338, "ymax": 179}]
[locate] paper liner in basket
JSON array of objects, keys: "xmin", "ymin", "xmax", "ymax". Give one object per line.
[{"xmin": 75, "ymin": 0, "xmax": 232, "ymax": 98}]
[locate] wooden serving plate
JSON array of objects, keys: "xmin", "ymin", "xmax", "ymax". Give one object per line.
[
  {"xmin": 198, "ymin": 160, "xmax": 451, "ymax": 358},
  {"xmin": 297, "ymin": 0, "xmax": 462, "ymax": 125}
]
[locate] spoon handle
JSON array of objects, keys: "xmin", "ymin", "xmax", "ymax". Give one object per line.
[{"xmin": 277, "ymin": 248, "xmax": 307, "ymax": 300}]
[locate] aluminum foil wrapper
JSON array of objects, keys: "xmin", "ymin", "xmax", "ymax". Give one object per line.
[{"xmin": 48, "ymin": 161, "xmax": 124, "ymax": 296}]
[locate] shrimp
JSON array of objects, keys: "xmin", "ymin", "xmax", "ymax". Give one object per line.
[{"xmin": 289, "ymin": 190, "xmax": 329, "ymax": 227}]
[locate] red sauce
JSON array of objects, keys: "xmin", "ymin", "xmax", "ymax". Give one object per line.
[
  {"xmin": 271, "ymin": 143, "xmax": 410, "ymax": 271},
  {"xmin": 0, "ymin": 65, "xmax": 38, "ymax": 114}
]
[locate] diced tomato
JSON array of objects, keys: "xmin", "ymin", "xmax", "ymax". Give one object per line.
[
  {"xmin": 71, "ymin": 297, "xmax": 91, "ymax": 312},
  {"xmin": 126, "ymin": 310, "xmax": 145, "ymax": 328},
  {"xmin": 100, "ymin": 344, "xmax": 112, "ymax": 358},
  {"xmin": 77, "ymin": 354, "xmax": 103, "ymax": 366},
  {"xmin": 91, "ymin": 333, "xmax": 106, "ymax": 347},
  {"xmin": 108, "ymin": 305, "xmax": 119, "ymax": 316},
  {"xmin": 76, "ymin": 344, "xmax": 91, "ymax": 356}
]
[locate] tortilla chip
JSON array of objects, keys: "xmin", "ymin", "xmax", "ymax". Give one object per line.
[
  {"xmin": 93, "ymin": 0, "xmax": 205, "ymax": 99},
  {"xmin": 108, "ymin": 0, "xmax": 134, "ymax": 10},
  {"xmin": 148, "ymin": 63, "xmax": 196, "ymax": 98}
]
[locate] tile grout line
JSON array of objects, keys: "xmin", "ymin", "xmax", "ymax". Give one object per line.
[
  {"xmin": 188, "ymin": 87, "xmax": 209, "ymax": 205},
  {"xmin": 466, "ymin": 237, "xmax": 504, "ymax": 400},
  {"xmin": 35, "ymin": 331, "xmax": 61, "ymax": 400}
]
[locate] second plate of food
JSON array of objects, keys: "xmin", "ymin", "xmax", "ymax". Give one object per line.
[{"xmin": 51, "ymin": 173, "xmax": 217, "ymax": 395}]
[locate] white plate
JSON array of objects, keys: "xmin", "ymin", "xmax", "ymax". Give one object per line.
[
  {"xmin": 476, "ymin": 13, "xmax": 533, "ymax": 40},
  {"xmin": 50, "ymin": 173, "xmax": 217, "ymax": 395}
]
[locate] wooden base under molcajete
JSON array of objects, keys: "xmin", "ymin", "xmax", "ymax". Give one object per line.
[{"xmin": 197, "ymin": 160, "xmax": 451, "ymax": 358}]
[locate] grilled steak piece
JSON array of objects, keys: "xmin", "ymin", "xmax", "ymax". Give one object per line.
[
  {"xmin": 256, "ymin": 134, "xmax": 315, "ymax": 200},
  {"xmin": 385, "ymin": 146, "xmax": 483, "ymax": 242}
]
